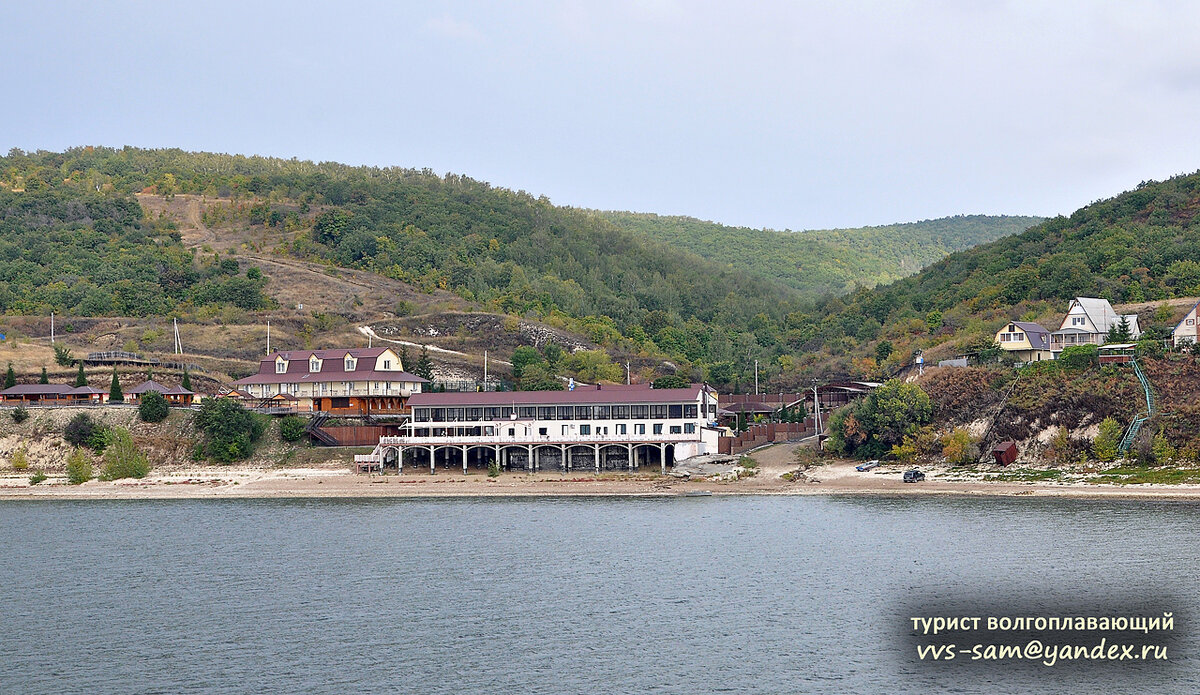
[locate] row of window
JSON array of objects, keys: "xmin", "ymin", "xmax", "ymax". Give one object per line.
[
  {"xmin": 998, "ymin": 332, "xmax": 1025, "ymax": 343},
  {"xmin": 412, "ymin": 403, "xmax": 704, "ymax": 422},
  {"xmin": 407, "ymin": 422, "xmax": 699, "ymax": 438},
  {"xmin": 275, "ymin": 357, "xmax": 396, "ymax": 374}
]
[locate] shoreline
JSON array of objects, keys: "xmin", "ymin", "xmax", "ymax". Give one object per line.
[{"xmin": 7, "ymin": 460, "xmax": 1200, "ymax": 501}]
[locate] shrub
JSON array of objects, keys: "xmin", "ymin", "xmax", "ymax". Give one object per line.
[
  {"xmin": 64, "ymin": 413, "xmax": 96, "ymax": 447},
  {"xmin": 11, "ymin": 406, "xmax": 29, "ymax": 423},
  {"xmin": 66, "ymin": 449, "xmax": 93, "ymax": 484},
  {"xmin": 279, "ymin": 416, "xmax": 306, "ymax": 442},
  {"xmin": 29, "ymin": 469, "xmax": 47, "ymax": 485},
  {"xmin": 99, "ymin": 429, "xmax": 150, "ymax": 480},
  {"xmin": 1059, "ymin": 344, "xmax": 1099, "ymax": 370},
  {"xmin": 194, "ymin": 398, "xmax": 266, "ymax": 462},
  {"xmin": 941, "ymin": 427, "xmax": 976, "ymax": 465},
  {"xmin": 651, "ymin": 374, "xmax": 690, "ymax": 389},
  {"xmin": 138, "ymin": 391, "xmax": 169, "ymax": 423},
  {"xmin": 1093, "ymin": 417, "xmax": 1124, "ymax": 462},
  {"xmin": 828, "ymin": 380, "xmax": 933, "ymax": 459},
  {"xmin": 87, "ymin": 425, "xmax": 113, "ymax": 452},
  {"xmin": 487, "ymin": 460, "xmax": 500, "ymax": 478},
  {"xmin": 10, "ymin": 446, "xmax": 29, "ymax": 470},
  {"xmin": 54, "ymin": 343, "xmax": 74, "ymax": 366}
]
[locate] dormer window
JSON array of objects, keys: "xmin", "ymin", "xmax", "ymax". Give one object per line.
[
  {"xmin": 344, "ymin": 356, "xmax": 356, "ymax": 371},
  {"xmin": 275, "ymin": 357, "xmax": 287, "ymax": 374},
  {"xmin": 382, "ymin": 360, "xmax": 392, "ymax": 370},
  {"xmin": 310, "ymin": 359, "xmax": 320, "ymax": 372}
]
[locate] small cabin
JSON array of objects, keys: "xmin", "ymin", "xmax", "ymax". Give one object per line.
[{"xmin": 991, "ymin": 440, "xmax": 1018, "ymax": 466}]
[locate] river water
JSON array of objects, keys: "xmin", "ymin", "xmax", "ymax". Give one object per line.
[{"xmin": 1, "ymin": 496, "xmax": 1197, "ymax": 693}]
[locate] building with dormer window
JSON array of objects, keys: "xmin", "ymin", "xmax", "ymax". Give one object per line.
[{"xmin": 232, "ymin": 347, "xmax": 427, "ymax": 415}]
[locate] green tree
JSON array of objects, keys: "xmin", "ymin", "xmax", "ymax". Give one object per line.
[
  {"xmin": 11, "ymin": 406, "xmax": 28, "ymax": 423},
  {"xmin": 1107, "ymin": 316, "xmax": 1133, "ymax": 343},
  {"xmin": 518, "ymin": 364, "xmax": 564, "ymax": 391},
  {"xmin": 138, "ymin": 390, "xmax": 169, "ymax": 423},
  {"xmin": 4, "ymin": 363, "xmax": 14, "ymax": 389},
  {"xmin": 99, "ymin": 428, "xmax": 150, "ymax": 480},
  {"xmin": 53, "ymin": 343, "xmax": 73, "ymax": 366},
  {"xmin": 510, "ymin": 346, "xmax": 544, "ymax": 379},
  {"xmin": 10, "ymin": 445, "xmax": 28, "ymax": 470},
  {"xmin": 651, "ymin": 374, "xmax": 690, "ymax": 389},
  {"xmin": 875, "ymin": 340, "xmax": 894, "ymax": 363},
  {"xmin": 38, "ymin": 366, "xmax": 48, "ymax": 384},
  {"xmin": 941, "ymin": 427, "xmax": 975, "ymax": 465},
  {"xmin": 181, "ymin": 367, "xmax": 192, "ymax": 392},
  {"xmin": 279, "ymin": 416, "xmax": 306, "ymax": 442},
  {"xmin": 829, "ymin": 380, "xmax": 933, "ymax": 458},
  {"xmin": 1093, "ymin": 417, "xmax": 1123, "ymax": 462},
  {"xmin": 74, "ymin": 361, "xmax": 87, "ymax": 388},
  {"xmin": 108, "ymin": 368, "xmax": 123, "ymax": 403},
  {"xmin": 541, "ymin": 342, "xmax": 564, "ymax": 367},
  {"xmin": 411, "ymin": 345, "xmax": 435, "ymax": 382},
  {"xmin": 66, "ymin": 448, "xmax": 93, "ymax": 484},
  {"xmin": 194, "ymin": 398, "xmax": 266, "ymax": 462}
]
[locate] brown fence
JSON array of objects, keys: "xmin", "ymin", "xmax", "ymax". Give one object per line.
[
  {"xmin": 313, "ymin": 425, "xmax": 401, "ymax": 447},
  {"xmin": 718, "ymin": 419, "xmax": 816, "ymax": 455}
]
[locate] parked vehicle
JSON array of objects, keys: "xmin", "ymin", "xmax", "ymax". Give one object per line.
[
  {"xmin": 903, "ymin": 469, "xmax": 925, "ymax": 483},
  {"xmin": 856, "ymin": 460, "xmax": 881, "ymax": 472}
]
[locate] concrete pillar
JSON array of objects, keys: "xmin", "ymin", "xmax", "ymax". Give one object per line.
[
  {"xmin": 528, "ymin": 445, "xmax": 534, "ymax": 472},
  {"xmin": 462, "ymin": 446, "xmax": 468, "ymax": 475},
  {"xmin": 628, "ymin": 444, "xmax": 634, "ymax": 470},
  {"xmin": 429, "ymin": 446, "xmax": 435, "ymax": 474},
  {"xmin": 660, "ymin": 444, "xmax": 666, "ymax": 474},
  {"xmin": 560, "ymin": 445, "xmax": 566, "ymax": 472},
  {"xmin": 594, "ymin": 445, "xmax": 600, "ymax": 473},
  {"xmin": 398, "ymin": 446, "xmax": 404, "ymax": 475}
]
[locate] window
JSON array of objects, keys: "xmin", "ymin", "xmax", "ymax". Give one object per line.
[
  {"xmin": 276, "ymin": 360, "xmax": 287, "ymax": 374},
  {"xmin": 538, "ymin": 407, "xmax": 556, "ymax": 420},
  {"xmin": 415, "ymin": 408, "xmax": 430, "ymax": 422},
  {"xmin": 684, "ymin": 423, "xmax": 696, "ymax": 434},
  {"xmin": 635, "ymin": 424, "xmax": 645, "ymax": 435},
  {"xmin": 594, "ymin": 406, "xmax": 610, "ymax": 420},
  {"xmin": 1189, "ymin": 319, "xmax": 1196, "ymax": 326},
  {"xmin": 708, "ymin": 404, "xmax": 716, "ymax": 416},
  {"xmin": 653, "ymin": 424, "xmax": 663, "ymax": 435},
  {"xmin": 344, "ymin": 357, "xmax": 356, "ymax": 371},
  {"xmin": 558, "ymin": 406, "xmax": 574, "ymax": 420},
  {"xmin": 612, "ymin": 405, "xmax": 630, "ymax": 419},
  {"xmin": 683, "ymin": 405, "xmax": 698, "ymax": 418},
  {"xmin": 518, "ymin": 407, "xmax": 536, "ymax": 418},
  {"xmin": 616, "ymin": 424, "xmax": 627, "ymax": 435},
  {"xmin": 650, "ymin": 405, "xmax": 668, "ymax": 419},
  {"xmin": 485, "ymin": 407, "xmax": 501, "ymax": 419},
  {"xmin": 310, "ymin": 359, "xmax": 320, "ymax": 372},
  {"xmin": 539, "ymin": 428, "xmax": 548, "ymax": 436},
  {"xmin": 669, "ymin": 426, "xmax": 682, "ymax": 434},
  {"xmin": 467, "ymin": 408, "xmax": 483, "ymax": 420},
  {"xmin": 668, "ymin": 405, "xmax": 683, "ymax": 419},
  {"xmin": 580, "ymin": 424, "xmax": 591, "ymax": 435},
  {"xmin": 382, "ymin": 360, "xmax": 391, "ymax": 369},
  {"xmin": 631, "ymin": 405, "xmax": 649, "ymax": 419},
  {"xmin": 563, "ymin": 425, "xmax": 571, "ymax": 436},
  {"xmin": 507, "ymin": 428, "xmax": 515, "ymax": 437},
  {"xmin": 574, "ymin": 406, "xmax": 591, "ymax": 419}
]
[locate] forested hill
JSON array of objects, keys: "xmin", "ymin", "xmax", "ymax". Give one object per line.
[
  {"xmin": 597, "ymin": 211, "xmax": 1044, "ymax": 296},
  {"xmin": 789, "ymin": 170, "xmax": 1200, "ymax": 377}
]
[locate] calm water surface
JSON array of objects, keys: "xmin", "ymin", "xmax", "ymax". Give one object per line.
[{"xmin": 1, "ymin": 496, "xmax": 1198, "ymax": 694}]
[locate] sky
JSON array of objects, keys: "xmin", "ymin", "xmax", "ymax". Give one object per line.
[{"xmin": 4, "ymin": 1, "xmax": 1200, "ymax": 230}]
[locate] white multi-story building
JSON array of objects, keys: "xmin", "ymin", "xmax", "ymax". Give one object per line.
[
  {"xmin": 356, "ymin": 383, "xmax": 721, "ymax": 474},
  {"xmin": 1050, "ymin": 297, "xmax": 1141, "ymax": 354}
]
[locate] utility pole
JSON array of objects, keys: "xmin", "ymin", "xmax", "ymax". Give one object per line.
[
  {"xmin": 173, "ymin": 318, "xmax": 182, "ymax": 355},
  {"xmin": 266, "ymin": 321, "xmax": 271, "ymax": 355},
  {"xmin": 50, "ymin": 313, "xmax": 55, "ymax": 344},
  {"xmin": 812, "ymin": 381, "xmax": 823, "ymax": 435},
  {"xmin": 754, "ymin": 360, "xmax": 759, "ymax": 395},
  {"xmin": 625, "ymin": 362, "xmax": 631, "ymax": 385},
  {"xmin": 484, "ymin": 350, "xmax": 489, "ymax": 389}
]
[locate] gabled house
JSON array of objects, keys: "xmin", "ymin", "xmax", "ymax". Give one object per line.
[
  {"xmin": 232, "ymin": 347, "xmax": 427, "ymax": 415},
  {"xmin": 1174, "ymin": 299, "xmax": 1200, "ymax": 347},
  {"xmin": 1050, "ymin": 297, "xmax": 1141, "ymax": 354},
  {"xmin": 994, "ymin": 321, "xmax": 1052, "ymax": 363},
  {"xmin": 126, "ymin": 380, "xmax": 195, "ymax": 406}
]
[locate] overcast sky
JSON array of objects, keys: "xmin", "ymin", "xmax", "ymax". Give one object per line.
[{"xmin": 4, "ymin": 1, "xmax": 1200, "ymax": 230}]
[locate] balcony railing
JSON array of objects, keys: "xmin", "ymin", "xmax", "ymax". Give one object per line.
[{"xmin": 374, "ymin": 432, "xmax": 699, "ymax": 447}]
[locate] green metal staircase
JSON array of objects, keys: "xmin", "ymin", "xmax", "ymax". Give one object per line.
[{"xmin": 1117, "ymin": 359, "xmax": 1156, "ymax": 456}]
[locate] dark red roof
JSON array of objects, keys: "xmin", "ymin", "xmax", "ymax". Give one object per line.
[
  {"xmin": 408, "ymin": 384, "xmax": 709, "ymax": 407},
  {"xmin": 1, "ymin": 384, "xmax": 77, "ymax": 396},
  {"xmin": 235, "ymin": 347, "xmax": 427, "ymax": 386},
  {"xmin": 127, "ymin": 380, "xmax": 194, "ymax": 396}
]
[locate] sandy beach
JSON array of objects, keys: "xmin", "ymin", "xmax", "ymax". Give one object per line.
[{"xmin": 5, "ymin": 442, "xmax": 1200, "ymax": 500}]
